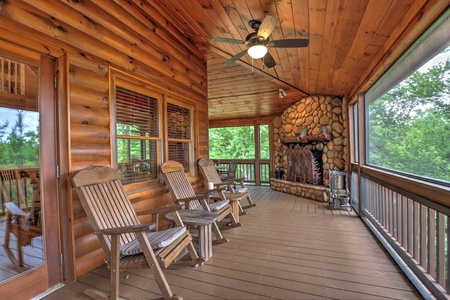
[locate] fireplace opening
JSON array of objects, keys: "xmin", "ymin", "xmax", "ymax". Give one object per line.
[{"xmin": 286, "ymin": 145, "xmax": 323, "ymax": 185}]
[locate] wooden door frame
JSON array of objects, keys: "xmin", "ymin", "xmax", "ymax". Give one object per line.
[{"xmin": 0, "ymin": 53, "xmax": 63, "ymax": 298}]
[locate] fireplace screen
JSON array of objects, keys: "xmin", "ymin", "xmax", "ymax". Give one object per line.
[{"xmin": 286, "ymin": 145, "xmax": 322, "ymax": 185}]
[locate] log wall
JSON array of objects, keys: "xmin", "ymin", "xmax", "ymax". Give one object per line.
[{"xmin": 0, "ymin": 0, "xmax": 208, "ymax": 279}]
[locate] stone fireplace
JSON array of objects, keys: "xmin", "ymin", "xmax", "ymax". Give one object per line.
[{"xmin": 271, "ymin": 95, "xmax": 348, "ymax": 202}]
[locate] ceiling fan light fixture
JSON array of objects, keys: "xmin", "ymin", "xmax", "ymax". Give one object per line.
[{"xmin": 248, "ymin": 45, "xmax": 268, "ymax": 59}]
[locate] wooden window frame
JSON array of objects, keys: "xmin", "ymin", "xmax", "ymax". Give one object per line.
[
  {"xmin": 111, "ymin": 76, "xmax": 163, "ymax": 185},
  {"xmin": 165, "ymin": 99, "xmax": 195, "ymax": 176}
]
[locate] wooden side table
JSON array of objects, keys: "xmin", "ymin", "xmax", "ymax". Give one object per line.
[{"xmin": 166, "ymin": 209, "xmax": 218, "ymax": 261}]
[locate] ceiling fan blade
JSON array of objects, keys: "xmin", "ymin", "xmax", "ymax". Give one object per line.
[
  {"xmin": 268, "ymin": 39, "xmax": 310, "ymax": 48},
  {"xmin": 263, "ymin": 52, "xmax": 276, "ymax": 68},
  {"xmin": 257, "ymin": 15, "xmax": 278, "ymax": 40},
  {"xmin": 212, "ymin": 37, "xmax": 245, "ymax": 44},
  {"xmin": 224, "ymin": 50, "xmax": 248, "ymax": 66}
]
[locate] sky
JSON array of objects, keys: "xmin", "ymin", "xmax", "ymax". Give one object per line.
[{"xmin": 0, "ymin": 108, "xmax": 39, "ymax": 141}]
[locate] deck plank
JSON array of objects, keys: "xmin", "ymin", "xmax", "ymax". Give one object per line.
[{"xmin": 41, "ymin": 186, "xmax": 421, "ymax": 300}]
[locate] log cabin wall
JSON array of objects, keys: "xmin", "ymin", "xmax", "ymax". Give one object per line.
[{"xmin": 0, "ymin": 0, "xmax": 208, "ymax": 279}]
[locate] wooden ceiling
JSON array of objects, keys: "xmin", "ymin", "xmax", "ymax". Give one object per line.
[{"xmin": 150, "ymin": 1, "xmax": 445, "ymax": 121}]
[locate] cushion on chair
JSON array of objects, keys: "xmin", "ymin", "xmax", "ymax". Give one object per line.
[
  {"xmin": 207, "ymin": 199, "xmax": 230, "ymax": 211},
  {"xmin": 120, "ymin": 226, "xmax": 187, "ymax": 255},
  {"xmin": 234, "ymin": 188, "xmax": 247, "ymax": 194},
  {"xmin": 193, "ymin": 199, "xmax": 230, "ymax": 212}
]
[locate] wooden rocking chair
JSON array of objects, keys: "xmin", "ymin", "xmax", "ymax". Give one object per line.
[
  {"xmin": 72, "ymin": 166, "xmax": 203, "ymax": 300},
  {"xmin": 1, "ymin": 169, "xmax": 42, "ymax": 267},
  {"xmin": 160, "ymin": 161, "xmax": 240, "ymax": 244},
  {"xmin": 198, "ymin": 158, "xmax": 256, "ymax": 210}
]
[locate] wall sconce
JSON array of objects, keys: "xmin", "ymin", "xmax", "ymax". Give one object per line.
[{"xmin": 278, "ymin": 88, "xmax": 288, "ymax": 98}]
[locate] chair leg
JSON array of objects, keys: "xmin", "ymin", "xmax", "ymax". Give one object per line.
[
  {"xmin": 211, "ymin": 222, "xmax": 228, "ymax": 244},
  {"xmin": 241, "ymin": 195, "xmax": 256, "ymax": 209},
  {"xmin": 110, "ymin": 235, "xmax": 120, "ymax": 300},
  {"xmin": 4, "ymin": 214, "xmax": 11, "ymax": 249},
  {"xmin": 136, "ymin": 233, "xmax": 176, "ymax": 300},
  {"xmin": 186, "ymin": 239, "xmax": 205, "ymax": 266},
  {"xmin": 238, "ymin": 202, "xmax": 247, "ymax": 216},
  {"xmin": 228, "ymin": 204, "xmax": 240, "ymax": 226},
  {"xmin": 12, "ymin": 222, "xmax": 24, "ymax": 267}
]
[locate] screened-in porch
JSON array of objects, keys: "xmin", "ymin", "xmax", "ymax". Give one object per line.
[{"xmin": 41, "ymin": 186, "xmax": 421, "ymax": 300}]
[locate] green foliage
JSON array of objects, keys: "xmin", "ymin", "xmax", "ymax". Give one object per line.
[
  {"xmin": 259, "ymin": 125, "xmax": 270, "ymax": 159},
  {"xmin": 0, "ymin": 110, "xmax": 39, "ymax": 168},
  {"xmin": 209, "ymin": 125, "xmax": 269, "ymax": 159},
  {"xmin": 368, "ymin": 56, "xmax": 450, "ymax": 182}
]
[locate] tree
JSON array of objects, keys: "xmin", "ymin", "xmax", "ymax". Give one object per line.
[
  {"xmin": 209, "ymin": 126, "xmax": 256, "ymax": 159},
  {"xmin": 0, "ymin": 110, "xmax": 39, "ymax": 168},
  {"xmin": 368, "ymin": 56, "xmax": 450, "ymax": 182}
]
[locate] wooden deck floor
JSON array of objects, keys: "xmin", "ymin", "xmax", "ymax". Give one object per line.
[{"xmin": 43, "ymin": 186, "xmax": 421, "ymax": 300}]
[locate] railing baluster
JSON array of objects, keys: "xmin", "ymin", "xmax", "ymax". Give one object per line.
[
  {"xmin": 398, "ymin": 193, "xmax": 403, "ymax": 247},
  {"xmin": 428, "ymin": 207, "xmax": 436, "ymax": 277},
  {"xmin": 447, "ymin": 216, "xmax": 450, "ymax": 292},
  {"xmin": 436, "ymin": 212, "xmax": 445, "ymax": 287},
  {"xmin": 413, "ymin": 201, "xmax": 420, "ymax": 261},
  {"xmin": 407, "ymin": 198, "xmax": 413, "ymax": 253},
  {"xmin": 420, "ymin": 204, "xmax": 427, "ymax": 270}
]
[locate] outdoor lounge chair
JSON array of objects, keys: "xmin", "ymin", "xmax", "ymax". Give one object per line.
[
  {"xmin": 72, "ymin": 166, "xmax": 203, "ymax": 300},
  {"xmin": 160, "ymin": 160, "xmax": 240, "ymax": 244},
  {"xmin": 198, "ymin": 157, "xmax": 256, "ymax": 210}
]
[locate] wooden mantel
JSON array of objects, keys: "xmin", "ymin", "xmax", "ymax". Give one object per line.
[{"xmin": 280, "ymin": 133, "xmax": 332, "ymax": 145}]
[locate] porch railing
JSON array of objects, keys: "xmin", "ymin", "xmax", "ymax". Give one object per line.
[
  {"xmin": 360, "ymin": 173, "xmax": 450, "ymax": 299},
  {"xmin": 213, "ymin": 159, "xmax": 270, "ymax": 185}
]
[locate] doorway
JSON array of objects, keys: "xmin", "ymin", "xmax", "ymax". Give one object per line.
[{"xmin": 0, "ymin": 53, "xmax": 62, "ymax": 298}]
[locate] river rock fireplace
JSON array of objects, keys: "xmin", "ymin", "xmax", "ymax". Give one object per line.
[{"xmin": 271, "ymin": 95, "xmax": 349, "ymax": 202}]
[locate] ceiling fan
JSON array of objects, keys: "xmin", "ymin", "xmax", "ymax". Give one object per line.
[{"xmin": 211, "ymin": 15, "xmax": 309, "ymax": 68}]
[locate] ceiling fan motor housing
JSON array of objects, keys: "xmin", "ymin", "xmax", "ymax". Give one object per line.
[
  {"xmin": 245, "ymin": 32, "xmax": 266, "ymax": 47},
  {"xmin": 248, "ymin": 19, "xmax": 261, "ymax": 31}
]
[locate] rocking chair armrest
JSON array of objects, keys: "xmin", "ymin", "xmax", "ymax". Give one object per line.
[
  {"xmin": 3, "ymin": 202, "xmax": 28, "ymax": 217},
  {"xmin": 223, "ymin": 177, "xmax": 245, "ymax": 184},
  {"xmin": 212, "ymin": 182, "xmax": 227, "ymax": 187},
  {"xmin": 94, "ymin": 222, "xmax": 156, "ymax": 236},
  {"xmin": 137, "ymin": 205, "xmax": 183, "ymax": 216},
  {"xmin": 210, "ymin": 185, "xmax": 226, "ymax": 193}
]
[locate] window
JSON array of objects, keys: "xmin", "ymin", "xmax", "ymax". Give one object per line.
[
  {"xmin": 352, "ymin": 103, "xmax": 359, "ymax": 163},
  {"xmin": 115, "ymin": 86, "xmax": 161, "ymax": 184},
  {"xmin": 167, "ymin": 102, "xmax": 193, "ymax": 173},
  {"xmin": 365, "ymin": 11, "xmax": 450, "ymax": 183}
]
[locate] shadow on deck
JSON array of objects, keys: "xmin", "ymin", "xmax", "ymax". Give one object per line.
[{"xmin": 42, "ymin": 186, "xmax": 420, "ymax": 299}]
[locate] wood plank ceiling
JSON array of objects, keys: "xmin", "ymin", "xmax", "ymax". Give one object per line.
[{"xmin": 149, "ymin": 1, "xmax": 446, "ymax": 121}]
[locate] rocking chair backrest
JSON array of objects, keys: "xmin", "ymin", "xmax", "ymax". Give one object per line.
[
  {"xmin": 160, "ymin": 161, "xmax": 201, "ymax": 209},
  {"xmin": 72, "ymin": 166, "xmax": 140, "ymax": 254},
  {"xmin": 226, "ymin": 160, "xmax": 238, "ymax": 180},
  {"xmin": 198, "ymin": 157, "xmax": 222, "ymax": 183},
  {"xmin": 0, "ymin": 169, "xmax": 27, "ymax": 208}
]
